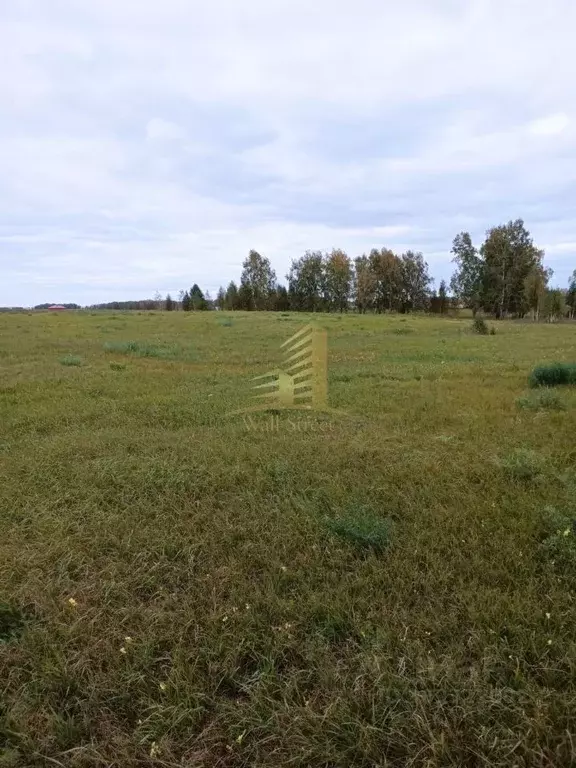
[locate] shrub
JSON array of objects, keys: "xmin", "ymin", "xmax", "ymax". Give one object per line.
[
  {"xmin": 472, "ymin": 317, "xmax": 489, "ymax": 335},
  {"xmin": 528, "ymin": 362, "xmax": 576, "ymax": 388},
  {"xmin": 59, "ymin": 355, "xmax": 82, "ymax": 367},
  {"xmin": 516, "ymin": 389, "xmax": 566, "ymax": 411},
  {"xmin": 219, "ymin": 317, "xmax": 233, "ymax": 327},
  {"xmin": 489, "ymin": 326, "xmax": 497, "ymax": 335},
  {"xmin": 497, "ymin": 448, "xmax": 546, "ymax": 482}
]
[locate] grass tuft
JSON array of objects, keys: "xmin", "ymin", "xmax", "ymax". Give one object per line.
[
  {"xmin": 324, "ymin": 505, "xmax": 393, "ymax": 554},
  {"xmin": 516, "ymin": 389, "xmax": 566, "ymax": 411},
  {"xmin": 497, "ymin": 448, "xmax": 546, "ymax": 482},
  {"xmin": 539, "ymin": 506, "xmax": 576, "ymax": 578},
  {"xmin": 59, "ymin": 355, "xmax": 83, "ymax": 366},
  {"xmin": 528, "ymin": 362, "xmax": 576, "ymax": 388}
]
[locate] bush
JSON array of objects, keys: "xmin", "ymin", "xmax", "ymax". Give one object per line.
[
  {"xmin": 472, "ymin": 317, "xmax": 489, "ymax": 335},
  {"xmin": 516, "ymin": 389, "xmax": 566, "ymax": 411},
  {"xmin": 59, "ymin": 355, "xmax": 82, "ymax": 367},
  {"xmin": 529, "ymin": 362, "xmax": 576, "ymax": 388},
  {"xmin": 489, "ymin": 326, "xmax": 497, "ymax": 335},
  {"xmin": 497, "ymin": 448, "xmax": 546, "ymax": 482}
]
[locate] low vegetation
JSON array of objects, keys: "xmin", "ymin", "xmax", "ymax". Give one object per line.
[
  {"xmin": 529, "ymin": 361, "xmax": 576, "ymax": 388},
  {"xmin": 516, "ymin": 389, "xmax": 566, "ymax": 410},
  {"xmin": 1, "ymin": 311, "xmax": 576, "ymax": 766},
  {"xmin": 59, "ymin": 354, "xmax": 83, "ymax": 367}
]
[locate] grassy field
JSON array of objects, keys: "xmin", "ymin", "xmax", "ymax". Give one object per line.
[{"xmin": 1, "ymin": 310, "xmax": 576, "ymax": 767}]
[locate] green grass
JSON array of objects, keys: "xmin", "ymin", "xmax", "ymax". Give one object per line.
[
  {"xmin": 516, "ymin": 388, "xmax": 566, "ymax": 411},
  {"xmin": 2, "ymin": 310, "xmax": 576, "ymax": 765},
  {"xmin": 103, "ymin": 340, "xmax": 183, "ymax": 359},
  {"xmin": 529, "ymin": 361, "xmax": 576, "ymax": 388},
  {"xmin": 59, "ymin": 354, "xmax": 83, "ymax": 367}
]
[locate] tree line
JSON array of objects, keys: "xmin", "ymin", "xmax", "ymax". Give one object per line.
[
  {"xmin": 180, "ymin": 219, "xmax": 574, "ymax": 320},
  {"xmin": 50, "ymin": 219, "xmax": 576, "ymax": 320}
]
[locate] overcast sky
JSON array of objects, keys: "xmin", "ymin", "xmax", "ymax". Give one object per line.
[{"xmin": 2, "ymin": 0, "xmax": 576, "ymax": 306}]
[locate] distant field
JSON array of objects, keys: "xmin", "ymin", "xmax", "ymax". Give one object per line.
[{"xmin": 1, "ymin": 310, "xmax": 576, "ymax": 767}]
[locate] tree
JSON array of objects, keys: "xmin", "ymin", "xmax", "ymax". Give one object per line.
[
  {"xmin": 480, "ymin": 220, "xmax": 543, "ymax": 318},
  {"xmin": 240, "ymin": 250, "xmax": 277, "ymax": 310},
  {"xmin": 216, "ymin": 287, "xmax": 226, "ymax": 311},
  {"xmin": 367, "ymin": 248, "xmax": 404, "ymax": 313},
  {"xmin": 438, "ymin": 280, "xmax": 448, "ymax": 314},
  {"xmin": 566, "ymin": 270, "xmax": 576, "ymax": 319},
  {"xmin": 154, "ymin": 291, "xmax": 163, "ymax": 310},
  {"xmin": 224, "ymin": 281, "xmax": 239, "ymax": 310},
  {"xmin": 400, "ymin": 251, "xmax": 432, "ymax": 312},
  {"xmin": 165, "ymin": 293, "xmax": 174, "ymax": 311},
  {"xmin": 542, "ymin": 289, "xmax": 566, "ymax": 323},
  {"xmin": 190, "ymin": 284, "xmax": 207, "ymax": 311},
  {"xmin": 324, "ymin": 249, "xmax": 352, "ymax": 312},
  {"xmin": 181, "ymin": 291, "xmax": 191, "ymax": 312},
  {"xmin": 524, "ymin": 266, "xmax": 553, "ymax": 321},
  {"xmin": 270, "ymin": 285, "xmax": 290, "ymax": 311},
  {"xmin": 450, "ymin": 232, "xmax": 483, "ymax": 316},
  {"xmin": 354, "ymin": 255, "xmax": 376, "ymax": 313},
  {"xmin": 287, "ymin": 251, "xmax": 326, "ymax": 312},
  {"xmin": 237, "ymin": 282, "xmax": 253, "ymax": 310}
]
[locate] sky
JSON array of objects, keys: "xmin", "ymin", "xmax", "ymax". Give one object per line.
[{"xmin": 2, "ymin": 0, "xmax": 576, "ymax": 306}]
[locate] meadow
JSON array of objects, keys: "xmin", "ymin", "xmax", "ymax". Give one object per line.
[{"xmin": 1, "ymin": 310, "xmax": 576, "ymax": 767}]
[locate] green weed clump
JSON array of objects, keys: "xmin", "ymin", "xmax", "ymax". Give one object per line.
[
  {"xmin": 497, "ymin": 448, "xmax": 546, "ymax": 482},
  {"xmin": 516, "ymin": 389, "xmax": 566, "ymax": 411},
  {"xmin": 529, "ymin": 362, "xmax": 576, "ymax": 388},
  {"xmin": 59, "ymin": 355, "xmax": 82, "ymax": 367},
  {"xmin": 539, "ymin": 506, "xmax": 576, "ymax": 578},
  {"xmin": 109, "ymin": 362, "xmax": 127, "ymax": 371},
  {"xmin": 324, "ymin": 505, "xmax": 393, "ymax": 554}
]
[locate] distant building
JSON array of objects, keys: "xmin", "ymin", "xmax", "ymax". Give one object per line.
[{"xmin": 47, "ymin": 305, "xmax": 67, "ymax": 311}]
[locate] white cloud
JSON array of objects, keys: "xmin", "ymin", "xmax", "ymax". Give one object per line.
[
  {"xmin": 146, "ymin": 118, "xmax": 186, "ymax": 141},
  {"xmin": 528, "ymin": 113, "xmax": 570, "ymax": 136},
  {"xmin": 2, "ymin": 0, "xmax": 576, "ymax": 304}
]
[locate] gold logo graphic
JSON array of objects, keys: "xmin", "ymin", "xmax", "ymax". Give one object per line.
[{"xmin": 231, "ymin": 324, "xmax": 329, "ymax": 414}]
